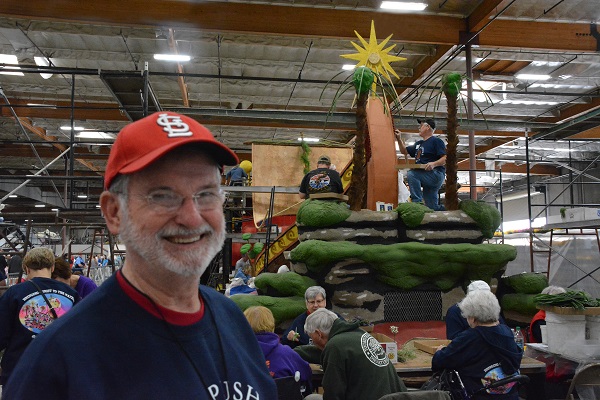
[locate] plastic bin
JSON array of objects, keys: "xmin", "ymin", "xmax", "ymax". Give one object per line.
[{"xmin": 546, "ymin": 312, "xmax": 586, "ymax": 356}]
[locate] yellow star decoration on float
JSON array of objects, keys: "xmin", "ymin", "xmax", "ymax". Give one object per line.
[{"xmin": 341, "ymin": 20, "xmax": 406, "ymax": 81}]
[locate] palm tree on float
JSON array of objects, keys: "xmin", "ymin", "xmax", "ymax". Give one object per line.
[{"xmin": 337, "ymin": 21, "xmax": 405, "ymax": 210}]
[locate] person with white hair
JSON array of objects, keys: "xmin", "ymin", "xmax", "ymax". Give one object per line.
[
  {"xmin": 282, "ymin": 286, "xmax": 328, "ymax": 349},
  {"xmin": 433, "ymin": 290, "xmax": 523, "ymax": 399},
  {"xmin": 445, "ymin": 280, "xmax": 506, "ymax": 340},
  {"xmin": 3, "ymin": 112, "xmax": 277, "ymax": 399},
  {"xmin": 302, "ymin": 308, "xmax": 406, "ymax": 400},
  {"xmin": 528, "ymin": 285, "xmax": 566, "ymax": 343}
]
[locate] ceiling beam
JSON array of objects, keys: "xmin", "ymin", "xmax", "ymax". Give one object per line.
[
  {"xmin": 1, "ymin": 99, "xmax": 126, "ymax": 121},
  {"xmin": 467, "ymin": 0, "xmax": 510, "ymax": 33},
  {"xmin": 1, "ymin": 2, "xmax": 597, "ymax": 52},
  {"xmin": 566, "ymin": 125, "xmax": 600, "ymax": 140},
  {"xmin": 456, "ymin": 138, "xmax": 515, "ymax": 166},
  {"xmin": 17, "ymin": 118, "xmax": 103, "ymax": 173}
]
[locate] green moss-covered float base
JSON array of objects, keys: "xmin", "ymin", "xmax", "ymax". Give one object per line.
[
  {"xmin": 502, "ymin": 272, "xmax": 548, "ymax": 294},
  {"xmin": 290, "ymin": 240, "xmax": 517, "ymax": 291},
  {"xmin": 230, "ymin": 294, "xmax": 307, "ymax": 326},
  {"xmin": 459, "ymin": 200, "xmax": 502, "ymax": 238},
  {"xmin": 501, "ymin": 293, "xmax": 540, "ymax": 316},
  {"xmin": 396, "ymin": 202, "xmax": 433, "ymax": 228},
  {"xmin": 296, "ymin": 199, "xmax": 352, "ymax": 227},
  {"xmin": 254, "ymin": 272, "xmax": 317, "ymax": 298}
]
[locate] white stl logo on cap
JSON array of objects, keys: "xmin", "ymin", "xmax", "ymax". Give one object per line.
[{"xmin": 156, "ymin": 113, "xmax": 193, "ymax": 138}]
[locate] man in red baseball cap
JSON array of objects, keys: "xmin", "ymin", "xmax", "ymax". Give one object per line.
[{"xmin": 5, "ymin": 112, "xmax": 277, "ymax": 399}]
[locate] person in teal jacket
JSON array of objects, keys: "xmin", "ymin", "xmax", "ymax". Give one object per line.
[{"xmin": 302, "ymin": 308, "xmax": 406, "ymax": 400}]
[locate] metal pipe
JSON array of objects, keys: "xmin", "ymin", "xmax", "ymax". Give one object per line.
[{"xmin": 0, "ymin": 147, "xmax": 72, "ymax": 203}]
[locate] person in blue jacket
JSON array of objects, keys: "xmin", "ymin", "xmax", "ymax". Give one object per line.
[
  {"xmin": 433, "ymin": 290, "xmax": 523, "ymax": 399},
  {"xmin": 3, "ymin": 112, "xmax": 277, "ymax": 399},
  {"xmin": 446, "ymin": 280, "xmax": 507, "ymax": 340}
]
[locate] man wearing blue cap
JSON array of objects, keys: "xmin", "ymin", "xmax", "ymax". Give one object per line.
[{"xmin": 395, "ymin": 118, "xmax": 446, "ymax": 211}]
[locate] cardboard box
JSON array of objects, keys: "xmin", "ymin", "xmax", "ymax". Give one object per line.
[
  {"xmin": 372, "ymin": 333, "xmax": 398, "ymax": 363},
  {"xmin": 413, "ymin": 339, "xmax": 451, "ymax": 355}
]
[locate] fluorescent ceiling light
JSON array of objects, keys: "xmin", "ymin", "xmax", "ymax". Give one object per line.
[
  {"xmin": 342, "ymin": 64, "xmax": 355, "ymax": 71},
  {"xmin": 499, "ymin": 99, "xmax": 558, "ymax": 106},
  {"xmin": 77, "ymin": 194, "xmax": 88, "ymax": 199},
  {"xmin": 298, "ymin": 137, "xmax": 319, "ymax": 142},
  {"xmin": 496, "ymin": 190, "xmax": 542, "ymax": 201},
  {"xmin": 153, "ymin": 54, "xmax": 191, "ymax": 62},
  {"xmin": 8, "ymin": 194, "xmax": 18, "ymax": 198},
  {"xmin": 35, "ymin": 204, "xmax": 46, "ymax": 208},
  {"xmin": 34, "ymin": 56, "xmax": 53, "ymax": 79},
  {"xmin": 0, "ymin": 54, "xmax": 24, "ymax": 76},
  {"xmin": 515, "ymin": 74, "xmax": 551, "ymax": 81},
  {"xmin": 77, "ymin": 131, "xmax": 114, "ymax": 139},
  {"xmin": 51, "ymin": 208, "xmax": 59, "ymax": 211},
  {"xmin": 60, "ymin": 126, "xmax": 85, "ymax": 131},
  {"xmin": 380, "ymin": 1, "xmax": 427, "ymax": 11},
  {"xmin": 27, "ymin": 103, "xmax": 57, "ymax": 108}
]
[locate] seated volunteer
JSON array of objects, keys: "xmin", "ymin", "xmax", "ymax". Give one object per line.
[
  {"xmin": 0, "ymin": 247, "xmax": 79, "ymax": 387},
  {"xmin": 244, "ymin": 306, "xmax": 312, "ymax": 393},
  {"xmin": 3, "ymin": 112, "xmax": 277, "ymax": 399},
  {"xmin": 282, "ymin": 286, "xmax": 328, "ymax": 349},
  {"xmin": 446, "ymin": 280, "xmax": 506, "ymax": 340},
  {"xmin": 394, "ymin": 118, "xmax": 446, "ymax": 211},
  {"xmin": 302, "ymin": 308, "xmax": 406, "ymax": 400},
  {"xmin": 298, "ymin": 155, "xmax": 343, "ymax": 200},
  {"xmin": 433, "ymin": 290, "xmax": 522, "ymax": 399},
  {"xmin": 529, "ymin": 285, "xmax": 566, "ymax": 343}
]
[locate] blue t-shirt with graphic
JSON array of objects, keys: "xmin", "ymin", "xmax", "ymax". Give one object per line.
[{"xmin": 407, "ymin": 136, "xmax": 446, "ymax": 172}]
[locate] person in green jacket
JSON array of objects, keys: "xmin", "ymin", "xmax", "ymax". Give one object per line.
[{"xmin": 302, "ymin": 308, "xmax": 406, "ymax": 400}]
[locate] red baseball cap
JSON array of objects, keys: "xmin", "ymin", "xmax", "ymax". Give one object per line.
[{"xmin": 104, "ymin": 111, "xmax": 238, "ymax": 189}]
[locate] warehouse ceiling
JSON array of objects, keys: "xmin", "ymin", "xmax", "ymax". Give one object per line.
[{"xmin": 1, "ymin": 0, "xmax": 600, "ymax": 225}]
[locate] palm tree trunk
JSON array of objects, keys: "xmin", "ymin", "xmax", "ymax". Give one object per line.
[
  {"xmin": 444, "ymin": 93, "xmax": 459, "ymax": 210},
  {"xmin": 348, "ymin": 92, "xmax": 369, "ymax": 211}
]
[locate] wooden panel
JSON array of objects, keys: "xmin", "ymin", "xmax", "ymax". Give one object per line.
[
  {"xmin": 366, "ymin": 99, "xmax": 398, "ymax": 210},
  {"xmin": 251, "ymin": 144, "xmax": 352, "ymax": 225}
]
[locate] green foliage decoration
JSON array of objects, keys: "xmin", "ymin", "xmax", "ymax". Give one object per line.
[
  {"xmin": 502, "ymin": 272, "xmax": 549, "ymax": 294},
  {"xmin": 352, "ymin": 66, "xmax": 375, "ymax": 95},
  {"xmin": 296, "ymin": 199, "xmax": 352, "ymax": 227},
  {"xmin": 459, "ymin": 200, "xmax": 502, "ymax": 238},
  {"xmin": 500, "ymin": 293, "xmax": 539, "ymax": 316},
  {"xmin": 254, "ymin": 272, "xmax": 318, "ymax": 298},
  {"xmin": 300, "ymin": 141, "xmax": 311, "ymax": 174},
  {"xmin": 396, "ymin": 202, "xmax": 434, "ymax": 228},
  {"xmin": 441, "ymin": 73, "xmax": 463, "ymax": 98},
  {"xmin": 230, "ymin": 294, "xmax": 307, "ymax": 326},
  {"xmin": 290, "ymin": 240, "xmax": 517, "ymax": 291}
]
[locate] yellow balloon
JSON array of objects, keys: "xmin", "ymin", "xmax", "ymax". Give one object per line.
[{"xmin": 240, "ymin": 160, "xmax": 252, "ymax": 174}]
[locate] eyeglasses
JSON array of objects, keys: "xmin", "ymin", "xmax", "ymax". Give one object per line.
[
  {"xmin": 141, "ymin": 189, "xmax": 224, "ymax": 212},
  {"xmin": 307, "ymin": 298, "xmax": 325, "ymax": 306}
]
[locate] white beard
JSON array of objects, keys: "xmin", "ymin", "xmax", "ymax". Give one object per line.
[{"xmin": 119, "ymin": 205, "xmax": 225, "ymax": 277}]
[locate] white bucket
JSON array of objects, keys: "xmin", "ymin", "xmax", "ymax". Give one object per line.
[
  {"xmin": 586, "ymin": 315, "xmax": 600, "ymax": 340},
  {"xmin": 546, "ymin": 312, "xmax": 586, "ymax": 355}
]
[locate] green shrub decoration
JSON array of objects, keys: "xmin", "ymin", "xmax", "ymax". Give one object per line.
[
  {"xmin": 442, "ymin": 73, "xmax": 463, "ymax": 98},
  {"xmin": 353, "ymin": 66, "xmax": 375, "ymax": 95},
  {"xmin": 459, "ymin": 200, "xmax": 501, "ymax": 239},
  {"xmin": 300, "ymin": 141, "xmax": 311, "ymax": 174},
  {"xmin": 396, "ymin": 202, "xmax": 433, "ymax": 228},
  {"xmin": 296, "ymin": 199, "xmax": 352, "ymax": 227}
]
